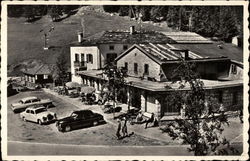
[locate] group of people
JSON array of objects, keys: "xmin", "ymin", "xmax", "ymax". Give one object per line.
[{"xmin": 116, "ymin": 111, "xmax": 158, "ymax": 140}]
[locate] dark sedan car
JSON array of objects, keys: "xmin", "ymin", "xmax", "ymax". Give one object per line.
[{"xmin": 56, "ymin": 110, "xmax": 105, "ymax": 132}]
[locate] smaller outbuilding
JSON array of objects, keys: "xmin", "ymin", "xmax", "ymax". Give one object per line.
[{"xmin": 22, "ymin": 64, "xmax": 55, "ymax": 88}]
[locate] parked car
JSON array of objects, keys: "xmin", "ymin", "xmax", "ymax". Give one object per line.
[
  {"xmin": 56, "ymin": 110, "xmax": 105, "ymax": 132},
  {"xmin": 68, "ymin": 91, "xmax": 79, "ymax": 98},
  {"xmin": 11, "ymin": 96, "xmax": 53, "ymax": 113},
  {"xmin": 15, "ymin": 85, "xmax": 28, "ymax": 92},
  {"xmin": 20, "ymin": 105, "xmax": 57, "ymax": 125}
]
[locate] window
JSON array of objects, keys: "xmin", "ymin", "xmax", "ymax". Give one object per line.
[
  {"xmin": 25, "ymin": 100, "xmax": 32, "ymax": 104},
  {"xmin": 218, "ymin": 91, "xmax": 223, "ymax": 103},
  {"xmin": 231, "ymin": 64, "xmax": 237, "ymax": 74},
  {"xmin": 75, "ymin": 53, "xmax": 79, "ymax": 62},
  {"xmin": 109, "ymin": 45, "xmax": 114, "ymax": 50},
  {"xmin": 124, "ymin": 62, "xmax": 128, "ymax": 70},
  {"xmin": 31, "ymin": 110, "xmax": 35, "ymax": 114},
  {"xmin": 134, "ymin": 63, "xmax": 138, "ymax": 74},
  {"xmin": 87, "ymin": 54, "xmax": 93, "ymax": 64},
  {"xmin": 44, "ymin": 74, "xmax": 48, "ymax": 79},
  {"xmin": 81, "ymin": 53, "xmax": 85, "ymax": 62},
  {"xmin": 123, "ymin": 45, "xmax": 128, "ymax": 50},
  {"xmin": 32, "ymin": 99, "xmax": 39, "ymax": 103},
  {"xmin": 107, "ymin": 53, "xmax": 118, "ymax": 63},
  {"xmin": 26, "ymin": 110, "xmax": 30, "ymax": 113},
  {"xmin": 144, "ymin": 64, "xmax": 149, "ymax": 75}
]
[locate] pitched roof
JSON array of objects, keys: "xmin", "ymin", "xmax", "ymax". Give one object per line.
[
  {"xmin": 161, "ymin": 32, "xmax": 212, "ymax": 44},
  {"xmin": 71, "ymin": 30, "xmax": 176, "ymax": 46},
  {"xmin": 23, "ymin": 64, "xmax": 54, "ymax": 75},
  {"xmin": 171, "ymin": 42, "xmax": 243, "ymax": 63},
  {"xmin": 116, "ymin": 43, "xmax": 230, "ymax": 65}
]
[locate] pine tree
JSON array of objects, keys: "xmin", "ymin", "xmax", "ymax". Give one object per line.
[
  {"xmin": 48, "ymin": 5, "xmax": 63, "ymax": 22},
  {"xmin": 150, "ymin": 6, "xmax": 168, "ymax": 22},
  {"xmin": 8, "ymin": 5, "xmax": 24, "ymax": 18},
  {"xmin": 216, "ymin": 7, "xmax": 239, "ymax": 42},
  {"xmin": 22, "ymin": 5, "xmax": 36, "ymax": 22}
]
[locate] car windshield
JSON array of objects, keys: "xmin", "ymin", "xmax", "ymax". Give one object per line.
[
  {"xmin": 71, "ymin": 112, "xmax": 78, "ymax": 118},
  {"xmin": 18, "ymin": 100, "xmax": 23, "ymax": 104},
  {"xmin": 35, "ymin": 108, "xmax": 47, "ymax": 114}
]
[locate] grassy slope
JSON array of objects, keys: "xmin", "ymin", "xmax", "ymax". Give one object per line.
[{"xmin": 7, "ymin": 7, "xmax": 173, "ymax": 74}]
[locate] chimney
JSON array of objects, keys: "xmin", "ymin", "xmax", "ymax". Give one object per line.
[
  {"xmin": 130, "ymin": 26, "xmax": 135, "ymax": 35},
  {"xmin": 78, "ymin": 32, "xmax": 83, "ymax": 43}
]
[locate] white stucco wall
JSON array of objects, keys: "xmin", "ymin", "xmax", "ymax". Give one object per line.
[{"xmin": 70, "ymin": 46, "xmax": 100, "ymax": 74}]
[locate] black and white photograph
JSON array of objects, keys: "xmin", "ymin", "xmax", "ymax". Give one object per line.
[{"xmin": 1, "ymin": 1, "xmax": 249, "ymax": 160}]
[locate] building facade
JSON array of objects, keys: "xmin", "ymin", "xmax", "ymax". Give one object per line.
[
  {"xmin": 22, "ymin": 64, "xmax": 54, "ymax": 88},
  {"xmin": 70, "ymin": 30, "xmax": 244, "ymax": 121}
]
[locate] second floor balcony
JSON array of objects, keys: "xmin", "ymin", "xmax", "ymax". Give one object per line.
[{"xmin": 74, "ymin": 61, "xmax": 87, "ymax": 68}]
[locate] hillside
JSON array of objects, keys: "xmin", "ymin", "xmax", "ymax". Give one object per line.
[{"xmin": 7, "ymin": 6, "xmax": 173, "ymax": 76}]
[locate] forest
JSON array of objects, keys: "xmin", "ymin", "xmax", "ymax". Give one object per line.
[{"xmin": 8, "ymin": 5, "xmax": 243, "ymax": 42}]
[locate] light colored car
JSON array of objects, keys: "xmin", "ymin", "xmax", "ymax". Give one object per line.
[
  {"xmin": 20, "ymin": 106, "xmax": 57, "ymax": 125},
  {"xmin": 11, "ymin": 96, "xmax": 53, "ymax": 113}
]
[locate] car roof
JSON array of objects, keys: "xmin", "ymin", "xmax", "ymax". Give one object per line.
[
  {"xmin": 21, "ymin": 96, "xmax": 38, "ymax": 102},
  {"xmin": 27, "ymin": 105, "xmax": 45, "ymax": 110},
  {"xmin": 73, "ymin": 110, "xmax": 93, "ymax": 114}
]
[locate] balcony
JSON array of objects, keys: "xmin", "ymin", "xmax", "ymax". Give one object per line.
[{"xmin": 74, "ymin": 61, "xmax": 86, "ymax": 68}]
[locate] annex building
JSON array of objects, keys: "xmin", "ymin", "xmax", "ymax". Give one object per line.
[{"xmin": 70, "ymin": 27, "xmax": 243, "ymax": 121}]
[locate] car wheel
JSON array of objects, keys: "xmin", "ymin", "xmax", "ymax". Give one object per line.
[
  {"xmin": 93, "ymin": 121, "xmax": 98, "ymax": 126},
  {"xmin": 22, "ymin": 117, "xmax": 26, "ymax": 122},
  {"xmin": 38, "ymin": 119, "xmax": 42, "ymax": 125},
  {"xmin": 64, "ymin": 125, "xmax": 71, "ymax": 132}
]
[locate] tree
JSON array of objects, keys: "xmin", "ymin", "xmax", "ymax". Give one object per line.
[
  {"xmin": 215, "ymin": 7, "xmax": 239, "ymax": 42},
  {"xmin": 161, "ymin": 60, "xmax": 231, "ymax": 156},
  {"xmin": 103, "ymin": 5, "xmax": 120, "ymax": 13},
  {"xmin": 150, "ymin": 6, "xmax": 168, "ymax": 22},
  {"xmin": 22, "ymin": 5, "xmax": 36, "ymax": 22},
  {"xmin": 55, "ymin": 52, "xmax": 69, "ymax": 86},
  {"xmin": 8, "ymin": 5, "xmax": 24, "ymax": 18},
  {"xmin": 101, "ymin": 63, "xmax": 127, "ymax": 116},
  {"xmin": 62, "ymin": 5, "xmax": 80, "ymax": 15},
  {"xmin": 48, "ymin": 5, "xmax": 63, "ymax": 22},
  {"xmin": 118, "ymin": 6, "xmax": 130, "ymax": 17}
]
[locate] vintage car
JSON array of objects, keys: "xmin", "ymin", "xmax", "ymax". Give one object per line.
[
  {"xmin": 11, "ymin": 96, "xmax": 53, "ymax": 113},
  {"xmin": 20, "ymin": 105, "xmax": 57, "ymax": 125},
  {"xmin": 56, "ymin": 110, "xmax": 105, "ymax": 132}
]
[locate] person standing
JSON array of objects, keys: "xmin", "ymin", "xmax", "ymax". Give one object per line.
[
  {"xmin": 122, "ymin": 117, "xmax": 128, "ymax": 137},
  {"xmin": 116, "ymin": 119, "xmax": 122, "ymax": 140},
  {"xmin": 145, "ymin": 113, "xmax": 155, "ymax": 129}
]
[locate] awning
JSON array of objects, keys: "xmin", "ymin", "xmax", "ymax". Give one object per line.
[
  {"xmin": 65, "ymin": 82, "xmax": 81, "ymax": 88},
  {"xmin": 80, "ymin": 86, "xmax": 95, "ymax": 94}
]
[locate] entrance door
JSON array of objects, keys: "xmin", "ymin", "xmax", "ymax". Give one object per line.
[{"xmin": 131, "ymin": 88, "xmax": 141, "ymax": 108}]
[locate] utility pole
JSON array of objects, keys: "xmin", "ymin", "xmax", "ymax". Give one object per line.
[{"xmin": 40, "ymin": 26, "xmax": 54, "ymax": 50}]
